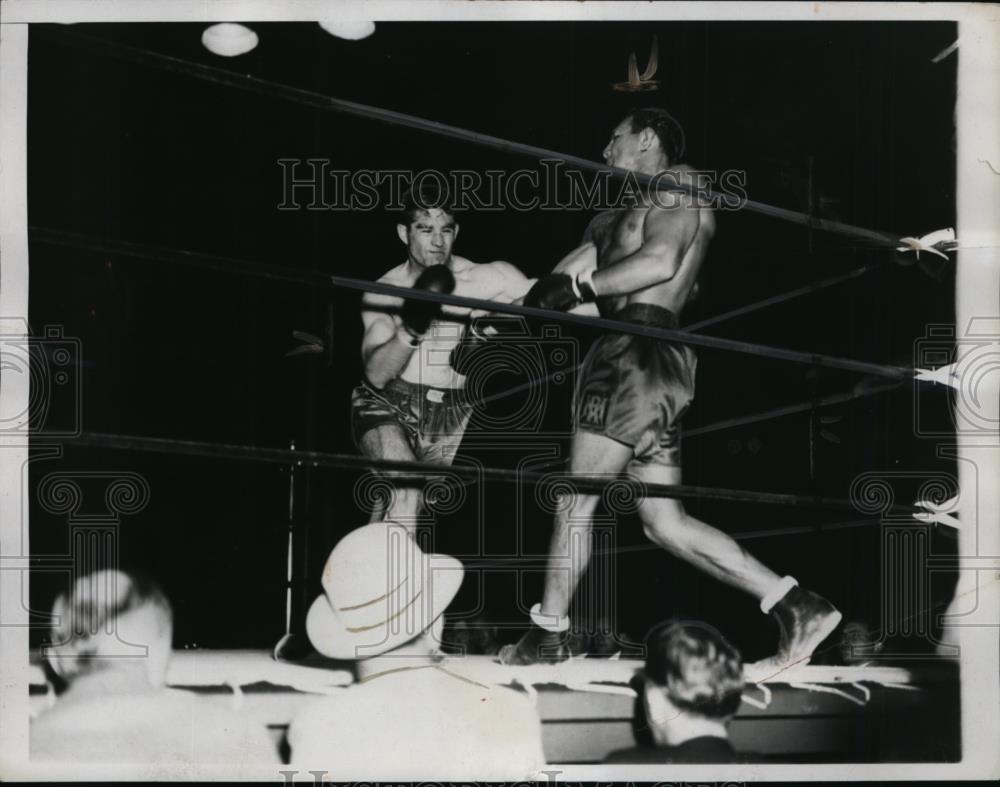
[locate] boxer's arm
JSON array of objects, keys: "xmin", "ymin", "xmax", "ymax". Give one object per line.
[
  {"xmin": 450, "ymin": 261, "xmax": 534, "ymax": 373},
  {"xmin": 486, "ymin": 260, "xmax": 536, "ymax": 304},
  {"xmin": 589, "ymin": 204, "xmax": 702, "ymax": 297},
  {"xmin": 549, "ymin": 243, "xmax": 600, "ymax": 315},
  {"xmin": 360, "ymin": 294, "xmax": 417, "ymax": 389},
  {"xmin": 552, "ymin": 242, "xmax": 597, "ymax": 277}
]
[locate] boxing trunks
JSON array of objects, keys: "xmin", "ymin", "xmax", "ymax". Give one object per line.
[
  {"xmin": 574, "ymin": 303, "xmax": 696, "ymax": 467},
  {"xmin": 351, "ymin": 378, "xmax": 473, "ymax": 466}
]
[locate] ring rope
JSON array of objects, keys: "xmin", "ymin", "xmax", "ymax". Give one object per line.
[
  {"xmin": 599, "ymin": 517, "xmax": 879, "ymax": 549},
  {"xmin": 685, "ymin": 263, "xmax": 876, "ymax": 332},
  {"xmin": 329, "ymin": 274, "xmax": 913, "ymax": 380},
  {"xmin": 74, "ymin": 430, "xmax": 917, "ymax": 517},
  {"xmin": 30, "ymin": 226, "xmax": 332, "ymax": 288},
  {"xmin": 683, "ymin": 377, "xmax": 905, "ymax": 438},
  {"xmin": 45, "ymin": 27, "xmax": 913, "ymax": 250},
  {"xmin": 477, "ymin": 366, "xmax": 905, "ymax": 438},
  {"xmin": 31, "ymin": 226, "xmax": 915, "ymax": 381}
]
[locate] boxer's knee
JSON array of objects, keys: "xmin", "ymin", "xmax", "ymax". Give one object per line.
[{"xmin": 558, "ymin": 491, "xmax": 601, "ymax": 521}]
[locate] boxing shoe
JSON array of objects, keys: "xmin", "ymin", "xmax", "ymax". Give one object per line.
[
  {"xmin": 497, "ymin": 603, "xmax": 573, "ymax": 665},
  {"xmin": 498, "ymin": 623, "xmax": 574, "ymax": 665},
  {"xmin": 764, "ymin": 577, "xmax": 842, "ymax": 668}
]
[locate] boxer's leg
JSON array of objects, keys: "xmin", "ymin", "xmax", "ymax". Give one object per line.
[
  {"xmin": 358, "ymin": 423, "xmax": 424, "ymax": 530},
  {"xmin": 499, "ymin": 431, "xmax": 632, "ymax": 665},
  {"xmin": 539, "ymin": 431, "xmax": 634, "ymax": 619},
  {"xmin": 631, "ymin": 461, "xmax": 779, "ymax": 598},
  {"xmin": 632, "ymin": 460, "xmax": 842, "ymax": 666}
]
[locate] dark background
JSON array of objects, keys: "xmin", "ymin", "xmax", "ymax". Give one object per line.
[{"xmin": 27, "ymin": 21, "xmax": 958, "ymax": 660}]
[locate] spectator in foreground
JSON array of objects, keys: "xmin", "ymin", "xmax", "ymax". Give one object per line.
[
  {"xmin": 31, "ymin": 569, "xmax": 278, "ymax": 766},
  {"xmin": 604, "ymin": 620, "xmax": 750, "ymax": 764},
  {"xmin": 442, "ymin": 613, "xmax": 501, "ymax": 656},
  {"xmin": 288, "ymin": 522, "xmax": 547, "ymax": 780}
]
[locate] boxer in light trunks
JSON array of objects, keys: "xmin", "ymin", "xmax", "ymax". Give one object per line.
[
  {"xmin": 500, "ymin": 108, "xmax": 841, "ymax": 667},
  {"xmin": 352, "ymin": 186, "xmax": 533, "ymax": 528}
]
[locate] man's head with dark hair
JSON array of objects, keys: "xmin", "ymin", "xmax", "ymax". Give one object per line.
[
  {"xmin": 642, "ymin": 620, "xmax": 744, "ymax": 744},
  {"xmin": 603, "ymin": 107, "xmax": 686, "ymax": 173},
  {"xmin": 399, "ymin": 182, "xmax": 458, "ymax": 227},
  {"xmin": 396, "ymin": 182, "xmax": 460, "ymax": 269},
  {"xmin": 627, "ymin": 107, "xmax": 686, "ymax": 164}
]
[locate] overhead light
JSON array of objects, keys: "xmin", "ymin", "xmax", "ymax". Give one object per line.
[
  {"xmin": 201, "ymin": 23, "xmax": 259, "ymax": 57},
  {"xmin": 318, "ymin": 20, "xmax": 376, "ymax": 40}
]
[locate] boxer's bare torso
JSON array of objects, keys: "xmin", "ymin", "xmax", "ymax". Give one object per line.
[
  {"xmin": 361, "ymin": 256, "xmax": 531, "ymax": 389},
  {"xmin": 588, "ymin": 166, "xmax": 714, "ymax": 317}
]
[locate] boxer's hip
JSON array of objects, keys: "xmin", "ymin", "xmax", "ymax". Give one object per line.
[
  {"xmin": 574, "ymin": 304, "xmax": 697, "ymax": 465},
  {"xmin": 351, "ymin": 378, "xmax": 472, "ymax": 461}
]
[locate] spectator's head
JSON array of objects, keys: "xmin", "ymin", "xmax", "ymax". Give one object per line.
[
  {"xmin": 642, "ymin": 621, "xmax": 744, "ymax": 745},
  {"xmin": 397, "ymin": 183, "xmax": 460, "ymax": 268},
  {"xmin": 442, "ymin": 615, "xmax": 500, "ymax": 656},
  {"xmin": 838, "ymin": 620, "xmax": 884, "ymax": 664},
  {"xmin": 306, "ymin": 522, "xmax": 464, "ymax": 667},
  {"xmin": 46, "ymin": 570, "xmax": 173, "ymax": 688}
]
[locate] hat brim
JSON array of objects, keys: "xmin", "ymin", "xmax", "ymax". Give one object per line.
[{"xmin": 306, "ymin": 553, "xmax": 464, "ymax": 660}]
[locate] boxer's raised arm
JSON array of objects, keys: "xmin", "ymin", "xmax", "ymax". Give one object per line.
[
  {"xmin": 360, "ymin": 266, "xmax": 456, "ymax": 388},
  {"xmin": 487, "ymin": 260, "xmax": 536, "ymax": 305},
  {"xmin": 360, "ymin": 294, "xmax": 415, "ymax": 389}
]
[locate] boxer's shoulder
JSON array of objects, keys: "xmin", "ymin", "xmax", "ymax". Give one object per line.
[
  {"xmin": 361, "ymin": 263, "xmax": 409, "ymax": 312},
  {"xmin": 452, "ymin": 257, "xmax": 501, "ymax": 283},
  {"xmin": 455, "ymin": 258, "xmax": 527, "ymax": 301},
  {"xmin": 377, "ymin": 261, "xmax": 412, "ymax": 285}
]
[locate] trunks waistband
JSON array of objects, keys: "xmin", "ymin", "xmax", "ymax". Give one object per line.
[
  {"xmin": 612, "ymin": 303, "xmax": 679, "ymax": 329},
  {"xmin": 372, "ymin": 377, "xmax": 465, "ymax": 404}
]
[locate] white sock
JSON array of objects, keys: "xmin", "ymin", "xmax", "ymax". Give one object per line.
[
  {"xmin": 760, "ymin": 576, "xmax": 798, "ymax": 614},
  {"xmin": 530, "ymin": 603, "xmax": 570, "ymax": 633}
]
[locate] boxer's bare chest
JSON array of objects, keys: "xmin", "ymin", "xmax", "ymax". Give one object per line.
[{"xmin": 592, "ymin": 207, "xmax": 649, "ymax": 269}]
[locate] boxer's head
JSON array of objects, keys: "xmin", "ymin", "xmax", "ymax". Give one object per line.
[
  {"xmin": 397, "ymin": 184, "xmax": 459, "ymax": 268},
  {"xmin": 604, "ymin": 107, "xmax": 685, "ymax": 172}
]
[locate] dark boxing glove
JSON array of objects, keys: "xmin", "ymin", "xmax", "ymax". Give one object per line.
[
  {"xmin": 449, "ymin": 316, "xmax": 525, "ymax": 376},
  {"xmin": 523, "ymin": 270, "xmax": 598, "ymax": 312},
  {"xmin": 400, "ymin": 265, "xmax": 455, "ymax": 339}
]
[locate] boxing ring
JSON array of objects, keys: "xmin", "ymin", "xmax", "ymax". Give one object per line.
[
  {"xmin": 4, "ymin": 14, "xmax": 998, "ymax": 776},
  {"xmin": 27, "ymin": 650, "xmax": 958, "ymax": 763}
]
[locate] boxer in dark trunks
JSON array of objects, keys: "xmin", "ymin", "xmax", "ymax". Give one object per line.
[
  {"xmin": 500, "ymin": 108, "xmax": 841, "ymax": 668},
  {"xmin": 353, "ymin": 186, "xmax": 533, "ymax": 529}
]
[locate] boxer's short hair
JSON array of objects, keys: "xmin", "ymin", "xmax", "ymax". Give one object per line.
[
  {"xmin": 398, "ymin": 182, "xmax": 459, "ymax": 225},
  {"xmin": 626, "ymin": 107, "xmax": 686, "ymax": 164},
  {"xmin": 644, "ymin": 620, "xmax": 744, "ymax": 719}
]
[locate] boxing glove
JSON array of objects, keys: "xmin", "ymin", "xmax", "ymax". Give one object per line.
[
  {"xmin": 400, "ymin": 265, "xmax": 455, "ymax": 338},
  {"xmin": 523, "ymin": 270, "xmax": 598, "ymax": 312}
]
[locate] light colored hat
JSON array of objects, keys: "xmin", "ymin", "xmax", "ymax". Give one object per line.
[{"xmin": 306, "ymin": 522, "xmax": 464, "ymax": 660}]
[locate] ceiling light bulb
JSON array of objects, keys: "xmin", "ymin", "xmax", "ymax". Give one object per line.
[
  {"xmin": 318, "ymin": 20, "xmax": 376, "ymax": 40},
  {"xmin": 201, "ymin": 23, "xmax": 259, "ymax": 57}
]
